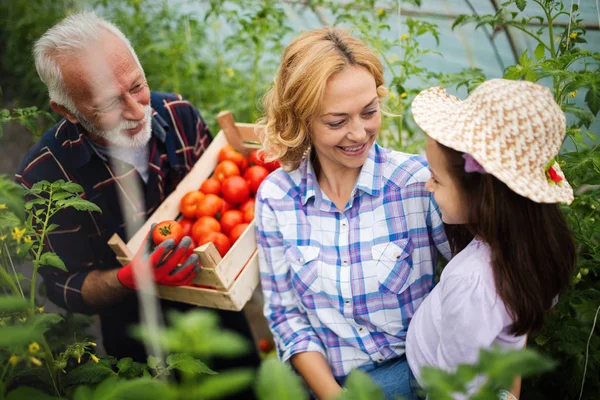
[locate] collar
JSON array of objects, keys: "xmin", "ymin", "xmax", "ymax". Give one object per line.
[{"xmin": 299, "ymin": 143, "xmax": 384, "ymax": 206}]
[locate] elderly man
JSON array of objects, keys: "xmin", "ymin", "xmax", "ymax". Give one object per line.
[{"xmin": 16, "ymin": 11, "xmax": 260, "ymax": 389}]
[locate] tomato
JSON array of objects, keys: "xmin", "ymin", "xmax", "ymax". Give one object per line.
[
  {"xmin": 229, "ymin": 223, "xmax": 249, "ymax": 245},
  {"xmin": 214, "ymin": 160, "xmax": 240, "ymax": 182},
  {"xmin": 238, "ymin": 198, "xmax": 255, "ymax": 213},
  {"xmin": 199, "ymin": 232, "xmax": 231, "ymax": 257},
  {"xmin": 244, "ymin": 165, "xmax": 269, "ymax": 195},
  {"xmin": 152, "ymin": 220, "xmax": 184, "ymax": 246},
  {"xmin": 218, "ymin": 145, "xmax": 249, "ymax": 172},
  {"xmin": 180, "ymin": 191, "xmax": 205, "ymax": 219},
  {"xmin": 196, "ymin": 194, "xmax": 224, "ymax": 219},
  {"xmin": 221, "ymin": 199, "xmax": 234, "ymax": 214},
  {"xmin": 258, "ymin": 338, "xmax": 273, "ymax": 352},
  {"xmin": 248, "ymin": 150, "xmax": 280, "ymax": 172},
  {"xmin": 221, "ymin": 176, "xmax": 250, "ymax": 204},
  {"xmin": 200, "ymin": 178, "xmax": 221, "ymax": 196},
  {"xmin": 243, "ymin": 207, "xmax": 254, "ymax": 223},
  {"xmin": 192, "ymin": 216, "xmax": 221, "ymax": 244},
  {"xmin": 178, "ymin": 218, "xmax": 194, "ymax": 237},
  {"xmin": 220, "ymin": 210, "xmax": 244, "ymax": 235}
]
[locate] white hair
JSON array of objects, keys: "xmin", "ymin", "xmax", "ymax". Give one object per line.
[{"xmin": 33, "ymin": 11, "xmax": 143, "ymax": 112}]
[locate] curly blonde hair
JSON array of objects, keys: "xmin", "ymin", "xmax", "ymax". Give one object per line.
[{"xmin": 257, "ymin": 27, "xmax": 387, "ymax": 171}]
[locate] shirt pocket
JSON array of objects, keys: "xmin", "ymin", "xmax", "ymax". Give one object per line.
[
  {"xmin": 284, "ymin": 245, "xmax": 322, "ymax": 297},
  {"xmin": 371, "ymin": 238, "xmax": 414, "ymax": 294}
]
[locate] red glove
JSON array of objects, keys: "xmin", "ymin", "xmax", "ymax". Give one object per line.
[{"xmin": 117, "ymin": 224, "xmax": 200, "ymax": 289}]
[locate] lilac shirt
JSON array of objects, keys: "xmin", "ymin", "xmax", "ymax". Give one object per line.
[{"xmin": 406, "ymin": 239, "xmax": 527, "ymax": 389}]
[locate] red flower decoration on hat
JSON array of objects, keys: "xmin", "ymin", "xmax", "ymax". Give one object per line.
[{"xmin": 546, "ymin": 162, "xmax": 563, "ymax": 183}]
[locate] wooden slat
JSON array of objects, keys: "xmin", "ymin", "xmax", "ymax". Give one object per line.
[
  {"xmin": 217, "ymin": 111, "xmax": 246, "ymax": 153},
  {"xmin": 108, "ymin": 234, "xmax": 134, "ymax": 259}
]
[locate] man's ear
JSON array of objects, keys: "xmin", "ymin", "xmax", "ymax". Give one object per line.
[{"xmin": 50, "ymin": 100, "xmax": 79, "ymax": 124}]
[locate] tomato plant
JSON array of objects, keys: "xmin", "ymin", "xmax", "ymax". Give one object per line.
[{"xmin": 152, "ymin": 220, "xmax": 184, "ymax": 246}]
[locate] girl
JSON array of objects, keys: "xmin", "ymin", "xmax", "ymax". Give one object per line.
[
  {"xmin": 255, "ymin": 28, "xmax": 449, "ymax": 400},
  {"xmin": 406, "ymin": 79, "xmax": 576, "ymax": 398}
]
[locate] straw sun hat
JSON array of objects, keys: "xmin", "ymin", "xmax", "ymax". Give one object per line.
[{"xmin": 412, "ymin": 78, "xmax": 574, "ymax": 205}]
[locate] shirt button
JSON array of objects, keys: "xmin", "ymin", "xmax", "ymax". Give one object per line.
[
  {"xmin": 377, "ymin": 358, "xmax": 383, "ymax": 362},
  {"xmin": 345, "ymin": 300, "xmax": 350, "ymax": 305},
  {"xmin": 342, "ymin": 260, "xmax": 349, "ymax": 266},
  {"xmin": 298, "ymin": 257, "xmax": 304, "ymax": 263},
  {"xmin": 358, "ymin": 327, "xmax": 364, "ymax": 332}
]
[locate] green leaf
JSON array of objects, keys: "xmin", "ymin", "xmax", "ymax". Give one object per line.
[
  {"xmin": 341, "ymin": 369, "xmax": 385, "ymax": 400},
  {"xmin": 147, "ymin": 355, "xmax": 161, "ymax": 370},
  {"xmin": 6, "ymin": 387, "xmax": 58, "ymax": 400},
  {"xmin": 584, "ymin": 81, "xmax": 600, "ymax": 116},
  {"xmin": 478, "ymin": 347, "xmax": 556, "ymax": 388},
  {"xmin": 79, "ymin": 376, "xmax": 176, "ymax": 400},
  {"xmin": 515, "ymin": 0, "xmax": 527, "ymax": 11},
  {"xmin": 563, "ymin": 105, "xmax": 595, "ymax": 128},
  {"xmin": 117, "ymin": 357, "xmax": 133, "ymax": 373},
  {"xmin": 57, "ymin": 181, "xmax": 84, "ymax": 194},
  {"xmin": 188, "ymin": 369, "xmax": 255, "ymax": 400},
  {"xmin": 0, "ymin": 210, "xmax": 21, "ymax": 228},
  {"xmin": 534, "ymin": 43, "xmax": 545, "ymax": 60},
  {"xmin": 39, "ymin": 252, "xmax": 67, "ymax": 272},
  {"xmin": 63, "ymin": 360, "xmax": 118, "ymax": 387},
  {"xmin": 166, "ymin": 353, "xmax": 216, "ymax": 375},
  {"xmin": 0, "ymin": 175, "xmax": 25, "ymax": 220},
  {"xmin": 27, "ymin": 313, "xmax": 63, "ymax": 334},
  {"xmin": 0, "ymin": 295, "xmax": 28, "ymax": 313},
  {"xmin": 0, "ymin": 325, "xmax": 41, "ymax": 346},
  {"xmin": 256, "ymin": 358, "xmax": 308, "ymax": 400},
  {"xmin": 24, "ymin": 198, "xmax": 45, "ymax": 210},
  {"xmin": 55, "ymin": 198, "xmax": 101, "ymax": 213}
]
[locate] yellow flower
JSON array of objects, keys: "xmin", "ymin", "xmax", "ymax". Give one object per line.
[
  {"xmin": 389, "ymin": 93, "xmax": 397, "ymax": 99},
  {"xmin": 88, "ymin": 342, "xmax": 97, "ymax": 347},
  {"xmin": 0, "ymin": 235, "xmax": 7, "ymax": 241},
  {"xmin": 38, "ymin": 306, "xmax": 44, "ymax": 313},
  {"xmin": 400, "ymin": 92, "xmax": 408, "ymax": 98},
  {"xmin": 11, "ymin": 227, "xmax": 26, "ymax": 244},
  {"xmin": 391, "ymin": 54, "xmax": 397, "ymax": 60},
  {"xmin": 23, "ymin": 236, "xmax": 32, "ymax": 244},
  {"xmin": 29, "ymin": 342, "xmax": 40, "ymax": 354},
  {"xmin": 556, "ymin": 35, "xmax": 561, "ymax": 41},
  {"xmin": 569, "ymin": 90, "xmax": 578, "ymax": 98},
  {"xmin": 0, "ymin": 204, "xmax": 7, "ymax": 210},
  {"xmin": 570, "ymin": 32, "xmax": 577, "ymax": 40},
  {"xmin": 77, "ymin": 356, "xmax": 81, "ymax": 364},
  {"xmin": 8, "ymin": 355, "xmax": 18, "ymax": 366},
  {"xmin": 377, "ymin": 9, "xmax": 384, "ymax": 16},
  {"xmin": 225, "ymin": 68, "xmax": 235, "ymax": 78},
  {"xmin": 401, "ymin": 34, "xmax": 409, "ymax": 40},
  {"xmin": 90, "ymin": 354, "xmax": 100, "ymax": 363},
  {"xmin": 30, "ymin": 357, "xmax": 42, "ymax": 366}
]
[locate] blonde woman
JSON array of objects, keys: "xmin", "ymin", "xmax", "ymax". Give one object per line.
[{"xmin": 255, "ymin": 28, "xmax": 449, "ymax": 400}]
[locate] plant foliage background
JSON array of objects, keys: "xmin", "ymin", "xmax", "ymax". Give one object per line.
[{"xmin": 0, "ymin": 1, "xmax": 598, "ymax": 399}]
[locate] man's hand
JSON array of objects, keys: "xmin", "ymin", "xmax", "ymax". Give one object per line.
[{"xmin": 117, "ymin": 223, "xmax": 200, "ymax": 289}]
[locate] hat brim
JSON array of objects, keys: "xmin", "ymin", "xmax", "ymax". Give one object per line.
[{"xmin": 411, "ymin": 86, "xmax": 574, "ymax": 204}]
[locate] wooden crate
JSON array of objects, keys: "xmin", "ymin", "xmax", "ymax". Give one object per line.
[{"xmin": 108, "ymin": 111, "xmax": 264, "ymax": 311}]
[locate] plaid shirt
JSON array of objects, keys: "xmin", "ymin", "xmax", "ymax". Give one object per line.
[
  {"xmin": 16, "ymin": 92, "xmax": 212, "ymax": 314},
  {"xmin": 256, "ymin": 143, "xmax": 450, "ymax": 379}
]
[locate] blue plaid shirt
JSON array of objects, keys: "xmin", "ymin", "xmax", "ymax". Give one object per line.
[{"xmin": 256, "ymin": 143, "xmax": 450, "ymax": 378}]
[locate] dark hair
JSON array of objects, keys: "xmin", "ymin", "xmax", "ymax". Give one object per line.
[{"xmin": 438, "ymin": 143, "xmax": 576, "ymax": 336}]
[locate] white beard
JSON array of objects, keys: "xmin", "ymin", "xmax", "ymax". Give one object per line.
[{"xmin": 75, "ymin": 105, "xmax": 153, "ymax": 148}]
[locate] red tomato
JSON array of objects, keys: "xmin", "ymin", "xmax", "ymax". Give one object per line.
[
  {"xmin": 244, "ymin": 165, "xmax": 269, "ymax": 195},
  {"xmin": 152, "ymin": 220, "xmax": 184, "ymax": 246},
  {"xmin": 196, "ymin": 194, "xmax": 224, "ymax": 219},
  {"xmin": 214, "ymin": 160, "xmax": 240, "ymax": 182},
  {"xmin": 221, "ymin": 176, "xmax": 250, "ymax": 205},
  {"xmin": 191, "ymin": 216, "xmax": 221, "ymax": 244},
  {"xmin": 199, "ymin": 232, "xmax": 231, "ymax": 257},
  {"xmin": 258, "ymin": 338, "xmax": 273, "ymax": 352},
  {"xmin": 179, "ymin": 191, "xmax": 205, "ymax": 219},
  {"xmin": 221, "ymin": 199, "xmax": 234, "ymax": 214},
  {"xmin": 220, "ymin": 210, "xmax": 244, "ymax": 235},
  {"xmin": 238, "ymin": 198, "xmax": 255, "ymax": 213},
  {"xmin": 218, "ymin": 145, "xmax": 249, "ymax": 172},
  {"xmin": 243, "ymin": 207, "xmax": 254, "ymax": 223},
  {"xmin": 200, "ymin": 178, "xmax": 221, "ymax": 196},
  {"xmin": 229, "ymin": 223, "xmax": 249, "ymax": 245},
  {"xmin": 178, "ymin": 218, "xmax": 194, "ymax": 237},
  {"xmin": 248, "ymin": 150, "xmax": 280, "ymax": 172}
]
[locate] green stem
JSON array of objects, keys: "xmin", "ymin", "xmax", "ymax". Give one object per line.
[
  {"xmin": 505, "ymin": 22, "xmax": 551, "ymax": 52},
  {"xmin": 30, "ymin": 186, "xmax": 53, "ymax": 310},
  {"xmin": 0, "ymin": 255, "xmax": 21, "ymax": 297}
]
